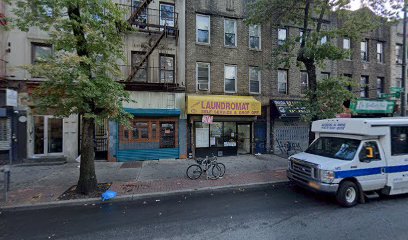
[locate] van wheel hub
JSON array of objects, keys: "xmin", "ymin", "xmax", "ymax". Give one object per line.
[{"xmin": 345, "ymin": 187, "xmax": 356, "ymax": 203}]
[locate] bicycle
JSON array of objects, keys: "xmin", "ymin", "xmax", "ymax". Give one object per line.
[{"xmin": 186, "ymin": 155, "xmax": 226, "ymax": 180}]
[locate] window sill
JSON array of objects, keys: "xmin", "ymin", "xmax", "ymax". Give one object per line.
[
  {"xmin": 224, "ymin": 91, "xmax": 237, "ymax": 94},
  {"xmin": 224, "ymin": 45, "xmax": 237, "ymax": 49},
  {"xmin": 249, "ymin": 92, "xmax": 261, "ymax": 95},
  {"xmin": 249, "ymin": 48, "xmax": 262, "ymax": 52},
  {"xmin": 196, "ymin": 42, "xmax": 211, "ymax": 47}
]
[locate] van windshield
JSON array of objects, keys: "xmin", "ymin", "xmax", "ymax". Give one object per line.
[{"xmin": 305, "ymin": 137, "xmax": 361, "ymax": 161}]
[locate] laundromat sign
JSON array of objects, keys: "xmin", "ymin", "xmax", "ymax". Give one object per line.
[{"xmin": 187, "ymin": 95, "xmax": 262, "ymax": 116}]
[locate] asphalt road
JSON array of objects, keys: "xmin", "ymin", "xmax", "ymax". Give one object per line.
[{"xmin": 2, "ymin": 182, "xmax": 408, "ymax": 240}]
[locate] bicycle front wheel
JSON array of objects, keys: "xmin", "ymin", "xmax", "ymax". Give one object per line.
[
  {"xmin": 216, "ymin": 162, "xmax": 226, "ymax": 177},
  {"xmin": 186, "ymin": 164, "xmax": 202, "ymax": 180},
  {"xmin": 209, "ymin": 164, "xmax": 222, "ymax": 180}
]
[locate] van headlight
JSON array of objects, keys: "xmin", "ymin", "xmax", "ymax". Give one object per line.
[{"xmin": 320, "ymin": 170, "xmax": 335, "ymax": 183}]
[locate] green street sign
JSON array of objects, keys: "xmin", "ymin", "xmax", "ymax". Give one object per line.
[{"xmin": 350, "ymin": 99, "xmax": 395, "ymax": 114}]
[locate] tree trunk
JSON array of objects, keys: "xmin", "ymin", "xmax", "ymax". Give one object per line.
[
  {"xmin": 77, "ymin": 117, "xmax": 97, "ymax": 194},
  {"xmin": 305, "ymin": 60, "xmax": 318, "ymax": 144}
]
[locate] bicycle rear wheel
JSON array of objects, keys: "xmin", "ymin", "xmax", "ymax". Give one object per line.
[
  {"xmin": 186, "ymin": 164, "xmax": 202, "ymax": 180},
  {"xmin": 216, "ymin": 162, "xmax": 226, "ymax": 177}
]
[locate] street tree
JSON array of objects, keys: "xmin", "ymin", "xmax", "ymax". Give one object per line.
[
  {"xmin": 6, "ymin": 0, "xmax": 132, "ymax": 194},
  {"xmin": 246, "ymin": 0, "xmax": 403, "ymax": 142}
]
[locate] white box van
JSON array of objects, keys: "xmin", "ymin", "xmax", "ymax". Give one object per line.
[{"xmin": 287, "ymin": 117, "xmax": 408, "ymax": 207}]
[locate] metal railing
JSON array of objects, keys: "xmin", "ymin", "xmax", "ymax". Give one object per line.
[
  {"xmin": 119, "ymin": 65, "xmax": 176, "ymax": 84},
  {"xmin": 118, "ymin": 4, "xmax": 178, "ymax": 34}
]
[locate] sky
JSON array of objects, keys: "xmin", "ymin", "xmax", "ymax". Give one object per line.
[{"xmin": 349, "ymin": 0, "xmax": 361, "ymax": 10}]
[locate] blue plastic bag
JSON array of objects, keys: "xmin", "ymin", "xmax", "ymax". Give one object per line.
[{"xmin": 101, "ymin": 190, "xmax": 117, "ymax": 201}]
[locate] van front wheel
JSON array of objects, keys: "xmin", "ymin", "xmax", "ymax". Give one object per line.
[{"xmin": 336, "ymin": 181, "xmax": 359, "ymax": 207}]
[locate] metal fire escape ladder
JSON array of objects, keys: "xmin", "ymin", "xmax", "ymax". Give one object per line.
[
  {"xmin": 127, "ymin": 28, "xmax": 167, "ymax": 82},
  {"xmin": 127, "ymin": 0, "xmax": 153, "ymax": 25}
]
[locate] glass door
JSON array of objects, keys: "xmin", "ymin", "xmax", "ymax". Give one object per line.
[
  {"xmin": 160, "ymin": 122, "xmax": 175, "ymax": 148},
  {"xmin": 237, "ymin": 124, "xmax": 251, "ymax": 154},
  {"xmin": 34, "ymin": 116, "xmax": 63, "ymax": 156}
]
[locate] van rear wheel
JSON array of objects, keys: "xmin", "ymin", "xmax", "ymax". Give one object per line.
[{"xmin": 336, "ymin": 181, "xmax": 359, "ymax": 207}]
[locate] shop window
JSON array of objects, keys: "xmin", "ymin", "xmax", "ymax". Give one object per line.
[
  {"xmin": 195, "ymin": 122, "xmax": 210, "ymax": 148},
  {"xmin": 223, "ymin": 122, "xmax": 236, "ymax": 147},
  {"xmin": 210, "ymin": 122, "xmax": 223, "ymax": 147},
  {"xmin": 133, "ymin": 122, "xmax": 149, "ymax": 140},
  {"xmin": 152, "ymin": 123, "xmax": 157, "ymax": 139},
  {"xmin": 391, "ymin": 127, "xmax": 408, "ymax": 155},
  {"xmin": 160, "ymin": 122, "xmax": 176, "ymax": 148}
]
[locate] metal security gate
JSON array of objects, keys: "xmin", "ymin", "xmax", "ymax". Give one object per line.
[
  {"xmin": 273, "ymin": 120, "xmax": 309, "ymax": 156},
  {"xmin": 79, "ymin": 118, "xmax": 108, "ymax": 160}
]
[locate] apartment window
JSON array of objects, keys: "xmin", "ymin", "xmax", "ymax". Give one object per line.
[
  {"xmin": 278, "ymin": 28, "xmax": 287, "ymax": 46},
  {"xmin": 343, "ymin": 38, "xmax": 351, "ymax": 60},
  {"xmin": 377, "ymin": 77, "xmax": 384, "ymax": 97},
  {"xmin": 224, "ymin": 19, "xmax": 237, "ymax": 47},
  {"xmin": 159, "ymin": 3, "xmax": 175, "ymax": 27},
  {"xmin": 224, "ymin": 65, "xmax": 237, "ymax": 93},
  {"xmin": 132, "ymin": 0, "xmax": 147, "ymax": 27},
  {"xmin": 377, "ymin": 42, "xmax": 384, "ymax": 63},
  {"xmin": 320, "ymin": 36, "xmax": 328, "ymax": 45},
  {"xmin": 249, "ymin": 25, "xmax": 261, "ymax": 50},
  {"xmin": 321, "ymin": 72, "xmax": 330, "ymax": 80},
  {"xmin": 300, "ymin": 71, "xmax": 308, "ymax": 94},
  {"xmin": 344, "ymin": 74, "xmax": 353, "ymax": 91},
  {"xmin": 278, "ymin": 69, "xmax": 288, "ymax": 94},
  {"xmin": 196, "ymin": 15, "xmax": 210, "ymax": 44},
  {"xmin": 131, "ymin": 51, "xmax": 148, "ymax": 82},
  {"xmin": 31, "ymin": 43, "xmax": 52, "ymax": 64},
  {"xmin": 249, "ymin": 67, "xmax": 261, "ymax": 94},
  {"xmin": 197, "ymin": 62, "xmax": 210, "ymax": 91},
  {"xmin": 360, "ymin": 76, "xmax": 369, "ymax": 98},
  {"xmin": 160, "ymin": 54, "xmax": 175, "ymax": 83},
  {"xmin": 396, "ymin": 44, "xmax": 403, "ymax": 64},
  {"xmin": 396, "ymin": 78, "xmax": 402, "ymax": 88},
  {"xmin": 361, "ymin": 40, "xmax": 368, "ymax": 61}
]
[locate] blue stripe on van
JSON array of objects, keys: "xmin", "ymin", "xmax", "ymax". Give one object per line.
[
  {"xmin": 334, "ymin": 165, "xmax": 408, "ymax": 179},
  {"xmin": 335, "ymin": 168, "xmax": 382, "ymax": 178}
]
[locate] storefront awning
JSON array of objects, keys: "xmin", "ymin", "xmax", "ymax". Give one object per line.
[
  {"xmin": 187, "ymin": 95, "xmax": 261, "ymax": 116},
  {"xmin": 124, "ymin": 108, "xmax": 181, "ymax": 117},
  {"xmin": 270, "ymin": 100, "xmax": 306, "ymax": 118}
]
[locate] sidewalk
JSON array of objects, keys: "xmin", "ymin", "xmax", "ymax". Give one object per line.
[{"xmin": 0, "ymin": 154, "xmax": 289, "ymax": 209}]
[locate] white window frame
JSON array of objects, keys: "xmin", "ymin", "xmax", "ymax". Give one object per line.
[
  {"xmin": 224, "ymin": 18, "xmax": 237, "ymax": 47},
  {"xmin": 224, "ymin": 65, "xmax": 237, "ymax": 93},
  {"xmin": 249, "ymin": 25, "xmax": 261, "ymax": 50},
  {"xmin": 343, "ymin": 38, "xmax": 351, "ymax": 60},
  {"xmin": 377, "ymin": 42, "xmax": 384, "ymax": 63},
  {"xmin": 278, "ymin": 28, "xmax": 287, "ymax": 46},
  {"xmin": 196, "ymin": 62, "xmax": 210, "ymax": 91},
  {"xmin": 300, "ymin": 71, "xmax": 308, "ymax": 94},
  {"xmin": 196, "ymin": 14, "xmax": 210, "ymax": 45},
  {"xmin": 361, "ymin": 40, "xmax": 368, "ymax": 61},
  {"xmin": 249, "ymin": 67, "xmax": 261, "ymax": 94},
  {"xmin": 278, "ymin": 69, "xmax": 288, "ymax": 95}
]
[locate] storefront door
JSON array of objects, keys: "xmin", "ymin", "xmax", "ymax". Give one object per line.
[
  {"xmin": 237, "ymin": 124, "xmax": 251, "ymax": 154},
  {"xmin": 160, "ymin": 122, "xmax": 176, "ymax": 148},
  {"xmin": 34, "ymin": 116, "xmax": 63, "ymax": 155}
]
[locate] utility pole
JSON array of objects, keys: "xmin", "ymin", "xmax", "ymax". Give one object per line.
[{"xmin": 401, "ymin": 3, "xmax": 407, "ymax": 116}]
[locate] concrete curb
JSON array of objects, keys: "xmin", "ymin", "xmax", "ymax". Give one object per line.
[{"xmin": 0, "ymin": 179, "xmax": 289, "ymax": 211}]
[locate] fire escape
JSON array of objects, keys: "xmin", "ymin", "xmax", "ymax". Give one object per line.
[{"xmin": 124, "ymin": 1, "xmax": 182, "ymax": 92}]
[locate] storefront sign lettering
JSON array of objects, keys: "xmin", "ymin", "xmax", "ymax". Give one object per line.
[{"xmin": 187, "ymin": 95, "xmax": 261, "ymax": 116}]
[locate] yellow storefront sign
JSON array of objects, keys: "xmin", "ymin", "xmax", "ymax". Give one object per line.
[{"xmin": 187, "ymin": 95, "xmax": 261, "ymax": 116}]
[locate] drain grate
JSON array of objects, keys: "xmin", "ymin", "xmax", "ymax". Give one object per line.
[{"xmin": 120, "ymin": 162, "xmax": 143, "ymax": 169}]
